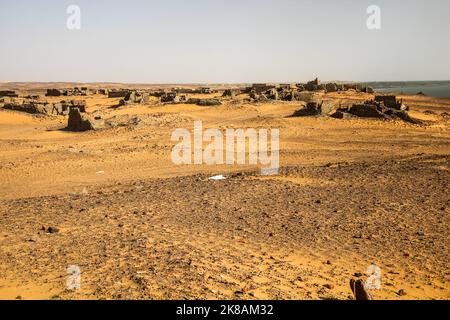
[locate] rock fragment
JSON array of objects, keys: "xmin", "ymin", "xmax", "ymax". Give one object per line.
[{"xmin": 350, "ymin": 279, "xmax": 372, "ymax": 300}]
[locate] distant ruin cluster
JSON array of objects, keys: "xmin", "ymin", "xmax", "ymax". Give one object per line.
[
  {"xmin": 46, "ymin": 87, "xmax": 108, "ymax": 96},
  {"xmin": 242, "ymin": 78, "xmax": 374, "ymax": 103},
  {"xmin": 291, "ymin": 95, "xmax": 417, "ymax": 124},
  {"xmin": 0, "ymin": 77, "xmax": 420, "ymax": 131},
  {"xmin": 154, "ymin": 79, "xmax": 375, "ymax": 105},
  {"xmin": 0, "ymin": 90, "xmax": 19, "ymax": 98}
]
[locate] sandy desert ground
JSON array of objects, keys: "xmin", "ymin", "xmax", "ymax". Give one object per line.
[{"xmin": 0, "ymin": 85, "xmax": 449, "ymax": 300}]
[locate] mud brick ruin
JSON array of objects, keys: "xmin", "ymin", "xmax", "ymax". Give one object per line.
[
  {"xmin": 292, "ymin": 102, "xmax": 324, "ymax": 116},
  {"xmin": 374, "ymin": 95, "xmax": 406, "ymax": 110},
  {"xmin": 329, "ymin": 96, "xmax": 417, "ymax": 123},
  {"xmin": 161, "ymin": 92, "xmax": 188, "ymax": 103},
  {"xmin": 222, "ymin": 89, "xmax": 239, "ymax": 98}
]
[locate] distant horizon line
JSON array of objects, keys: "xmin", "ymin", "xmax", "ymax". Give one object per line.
[{"xmin": 1, "ymin": 80, "xmax": 450, "ymax": 85}]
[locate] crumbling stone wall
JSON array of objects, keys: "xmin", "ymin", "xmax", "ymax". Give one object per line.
[{"xmin": 108, "ymin": 90, "xmax": 130, "ymax": 98}]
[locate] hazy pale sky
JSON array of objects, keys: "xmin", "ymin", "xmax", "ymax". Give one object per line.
[{"xmin": 1, "ymin": 0, "xmax": 449, "ymax": 83}]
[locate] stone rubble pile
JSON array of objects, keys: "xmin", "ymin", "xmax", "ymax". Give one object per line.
[
  {"xmin": 332, "ymin": 95, "xmax": 418, "ymax": 123},
  {"xmin": 67, "ymin": 108, "xmax": 94, "ymax": 131},
  {"xmin": 160, "ymin": 92, "xmax": 188, "ymax": 103},
  {"xmin": 0, "ymin": 90, "xmax": 19, "ymax": 98},
  {"xmin": 46, "ymin": 87, "xmax": 108, "ymax": 97},
  {"xmin": 118, "ymin": 91, "xmax": 149, "ymax": 106},
  {"xmin": 243, "ymin": 79, "xmax": 374, "ymax": 103}
]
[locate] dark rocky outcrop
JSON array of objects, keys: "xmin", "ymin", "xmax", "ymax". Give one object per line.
[
  {"xmin": 333, "ymin": 98, "xmax": 420, "ymax": 124},
  {"xmin": 0, "ymin": 90, "xmax": 19, "ymax": 98},
  {"xmin": 67, "ymin": 108, "xmax": 94, "ymax": 131},
  {"xmin": 391, "ymin": 110, "xmax": 421, "ymax": 124},
  {"xmin": 119, "ymin": 91, "xmax": 149, "ymax": 105},
  {"xmin": 266, "ymin": 88, "xmax": 279, "ymax": 100},
  {"xmin": 3, "ymin": 100, "xmax": 86, "ymax": 116},
  {"xmin": 291, "ymin": 102, "xmax": 323, "ymax": 117},
  {"xmin": 348, "ymin": 103, "xmax": 386, "ymax": 118},
  {"xmin": 374, "ymin": 95, "xmax": 407, "ymax": 110},
  {"xmin": 161, "ymin": 92, "xmax": 188, "ymax": 104},
  {"xmin": 325, "ymin": 83, "xmax": 338, "ymax": 93},
  {"xmin": 148, "ymin": 90, "xmax": 165, "ymax": 97},
  {"xmin": 249, "ymin": 91, "xmax": 269, "ymax": 102},
  {"xmin": 196, "ymin": 99, "xmax": 222, "ymax": 106},
  {"xmin": 305, "ymin": 78, "xmax": 320, "ymax": 91},
  {"xmin": 108, "ymin": 90, "xmax": 130, "ymax": 98},
  {"xmin": 46, "ymin": 89, "xmax": 63, "ymax": 97},
  {"xmin": 46, "ymin": 87, "xmax": 97, "ymax": 97},
  {"xmin": 251, "ymin": 83, "xmax": 276, "ymax": 94},
  {"xmin": 200, "ymin": 87, "xmax": 212, "ymax": 94},
  {"xmin": 3, "ymin": 102, "xmax": 44, "ymax": 114},
  {"xmin": 186, "ymin": 98, "xmax": 222, "ymax": 106},
  {"xmin": 362, "ymin": 86, "xmax": 374, "ymax": 94},
  {"xmin": 330, "ymin": 110, "xmax": 345, "ymax": 119},
  {"xmin": 343, "ymin": 83, "xmax": 363, "ymax": 91},
  {"xmin": 222, "ymin": 89, "xmax": 239, "ymax": 98}
]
